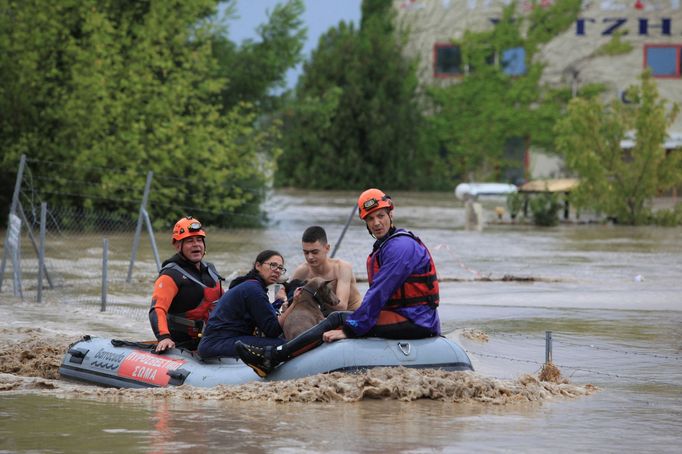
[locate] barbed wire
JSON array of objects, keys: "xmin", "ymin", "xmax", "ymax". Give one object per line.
[
  {"xmin": 552, "ymin": 336, "xmax": 682, "ymax": 361},
  {"xmin": 432, "ymin": 243, "xmax": 488, "ymax": 278},
  {"xmin": 24, "ymin": 156, "xmax": 144, "ymax": 174},
  {"xmin": 28, "ymin": 172, "xmax": 142, "ymax": 191},
  {"xmin": 22, "ymin": 157, "xmax": 266, "ymax": 206},
  {"xmin": 471, "ymin": 329, "xmax": 682, "ymax": 361},
  {"xmin": 477, "ymin": 329, "xmax": 547, "ymax": 343},
  {"xmin": 23, "ymin": 189, "xmax": 264, "ymax": 226},
  {"xmin": 466, "ymin": 350, "xmax": 543, "ymax": 367},
  {"xmin": 17, "ymin": 183, "xmax": 262, "ymax": 231},
  {"xmin": 553, "ymin": 331, "xmax": 682, "ymax": 353},
  {"xmin": 147, "ymin": 200, "xmax": 263, "ymax": 221},
  {"xmin": 464, "ymin": 348, "xmax": 675, "ymax": 385},
  {"xmin": 151, "ymin": 173, "xmax": 265, "ymax": 196},
  {"xmin": 459, "ymin": 324, "xmax": 682, "ymax": 386},
  {"xmin": 28, "ymin": 189, "xmax": 142, "ymax": 207}
]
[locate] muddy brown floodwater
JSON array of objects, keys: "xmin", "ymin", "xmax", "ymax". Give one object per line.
[{"xmin": 1, "ymin": 189, "xmax": 680, "ymax": 453}]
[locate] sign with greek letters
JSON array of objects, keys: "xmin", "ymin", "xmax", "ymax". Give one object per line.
[{"xmin": 118, "ymin": 351, "xmax": 187, "ymax": 386}]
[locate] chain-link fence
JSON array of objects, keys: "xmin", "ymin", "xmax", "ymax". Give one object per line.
[{"xmin": 0, "ymin": 155, "xmax": 283, "ymax": 323}]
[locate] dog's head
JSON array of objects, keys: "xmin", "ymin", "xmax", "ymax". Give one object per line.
[
  {"xmin": 305, "ymin": 277, "xmax": 340, "ymax": 311},
  {"xmin": 288, "ymin": 277, "xmax": 340, "ymax": 313}
]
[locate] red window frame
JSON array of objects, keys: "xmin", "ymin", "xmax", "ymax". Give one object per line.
[
  {"xmin": 433, "ymin": 43, "xmax": 463, "ymax": 79},
  {"xmin": 643, "ymin": 44, "xmax": 682, "ymax": 79}
]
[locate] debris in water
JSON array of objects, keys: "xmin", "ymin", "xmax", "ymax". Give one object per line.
[
  {"xmin": 538, "ymin": 362, "xmax": 567, "ymax": 384},
  {"xmin": 461, "ymin": 328, "xmax": 489, "ymax": 342}
]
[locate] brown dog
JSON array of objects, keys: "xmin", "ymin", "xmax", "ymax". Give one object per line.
[{"xmin": 279, "ymin": 277, "xmax": 340, "ymax": 340}]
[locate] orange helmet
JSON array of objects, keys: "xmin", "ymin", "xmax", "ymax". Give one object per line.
[
  {"xmin": 357, "ymin": 188, "xmax": 393, "ymax": 220},
  {"xmin": 172, "ymin": 216, "xmax": 205, "ymax": 243}
]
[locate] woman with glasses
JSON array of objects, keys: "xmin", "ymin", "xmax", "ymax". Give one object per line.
[
  {"xmin": 150, "ymin": 216, "xmax": 224, "ymax": 353},
  {"xmin": 198, "ymin": 250, "xmax": 288, "ymax": 358}
]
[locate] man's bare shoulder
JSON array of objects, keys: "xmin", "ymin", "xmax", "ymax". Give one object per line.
[
  {"xmin": 329, "ymin": 258, "xmax": 354, "ymax": 275},
  {"xmin": 291, "ymin": 263, "xmax": 313, "ymax": 280},
  {"xmin": 333, "ymin": 257, "xmax": 353, "ymax": 268}
]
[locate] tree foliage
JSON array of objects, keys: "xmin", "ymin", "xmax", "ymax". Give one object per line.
[
  {"xmin": 213, "ymin": 0, "xmax": 306, "ymax": 113},
  {"xmin": 426, "ymin": 0, "xmax": 582, "ymax": 184},
  {"xmin": 554, "ymin": 71, "xmax": 681, "ymax": 225},
  {"xmin": 0, "ymin": 0, "xmax": 305, "ymax": 228},
  {"xmin": 275, "ymin": 0, "xmax": 433, "ymax": 190}
]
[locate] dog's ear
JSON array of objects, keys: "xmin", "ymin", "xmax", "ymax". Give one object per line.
[
  {"xmin": 283, "ymin": 279, "xmax": 307, "ymax": 299},
  {"xmin": 283, "ymin": 279, "xmax": 306, "ymax": 292}
]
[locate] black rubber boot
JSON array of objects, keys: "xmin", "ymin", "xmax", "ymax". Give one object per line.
[
  {"xmin": 236, "ymin": 312, "xmax": 352, "ymax": 377},
  {"xmin": 235, "ymin": 341, "xmax": 281, "ymax": 377},
  {"xmin": 277, "ymin": 311, "xmax": 351, "ymax": 357}
]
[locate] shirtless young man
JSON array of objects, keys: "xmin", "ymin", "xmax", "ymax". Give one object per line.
[{"xmin": 291, "ymin": 226, "xmax": 362, "ymax": 311}]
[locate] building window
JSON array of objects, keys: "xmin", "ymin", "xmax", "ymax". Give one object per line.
[
  {"xmin": 434, "ymin": 44, "xmax": 463, "ymax": 77},
  {"xmin": 502, "ymin": 47, "xmax": 526, "ymax": 76},
  {"xmin": 644, "ymin": 44, "xmax": 681, "ymax": 78},
  {"xmin": 434, "ymin": 43, "xmax": 526, "ymax": 78}
]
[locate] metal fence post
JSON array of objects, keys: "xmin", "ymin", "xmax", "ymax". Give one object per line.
[
  {"xmin": 19, "ymin": 202, "xmax": 52, "ymax": 289},
  {"xmin": 127, "ymin": 171, "xmax": 153, "ymax": 282},
  {"xmin": 142, "ymin": 208, "xmax": 161, "ymax": 272},
  {"xmin": 7, "ymin": 214, "xmax": 23, "ymax": 299},
  {"xmin": 545, "ymin": 330, "xmax": 553, "ymax": 364},
  {"xmin": 101, "ymin": 238, "xmax": 108, "ymax": 312},
  {"xmin": 0, "ymin": 154, "xmax": 27, "ymax": 293},
  {"xmin": 331, "ymin": 204, "xmax": 357, "ymax": 258},
  {"xmin": 38, "ymin": 202, "xmax": 46, "ymax": 303}
]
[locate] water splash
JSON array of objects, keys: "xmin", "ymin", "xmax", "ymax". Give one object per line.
[{"xmin": 0, "ymin": 336, "xmax": 596, "ymax": 404}]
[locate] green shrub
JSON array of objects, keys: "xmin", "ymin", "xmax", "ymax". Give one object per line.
[
  {"xmin": 506, "ymin": 192, "xmax": 524, "ymax": 220},
  {"xmin": 649, "ymin": 203, "xmax": 682, "ymax": 226},
  {"xmin": 530, "ymin": 192, "xmax": 561, "ymax": 226}
]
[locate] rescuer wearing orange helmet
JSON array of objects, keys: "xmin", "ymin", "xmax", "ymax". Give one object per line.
[
  {"xmin": 236, "ymin": 189, "xmax": 441, "ymax": 377},
  {"xmin": 149, "ymin": 216, "xmax": 224, "ymax": 352}
]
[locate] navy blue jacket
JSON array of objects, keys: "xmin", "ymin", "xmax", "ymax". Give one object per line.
[{"xmin": 200, "ymin": 271, "xmax": 283, "ymax": 343}]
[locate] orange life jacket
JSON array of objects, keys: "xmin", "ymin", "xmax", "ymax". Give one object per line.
[{"xmin": 366, "ymin": 231, "xmax": 439, "ymax": 309}]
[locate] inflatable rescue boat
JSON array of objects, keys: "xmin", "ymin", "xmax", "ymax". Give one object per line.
[{"xmin": 59, "ymin": 335, "xmax": 473, "ymax": 388}]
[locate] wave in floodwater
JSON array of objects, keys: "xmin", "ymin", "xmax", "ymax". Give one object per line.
[{"xmin": 0, "ymin": 331, "xmax": 596, "ymax": 405}]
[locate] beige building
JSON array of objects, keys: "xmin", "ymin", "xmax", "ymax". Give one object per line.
[{"xmin": 395, "ymin": 0, "xmax": 682, "ymax": 178}]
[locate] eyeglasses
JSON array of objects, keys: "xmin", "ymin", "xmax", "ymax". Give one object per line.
[
  {"xmin": 263, "ymin": 262, "xmax": 286, "ymax": 274},
  {"xmin": 187, "ymin": 222, "xmax": 202, "ymax": 232}
]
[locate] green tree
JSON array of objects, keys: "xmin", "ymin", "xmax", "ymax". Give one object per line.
[
  {"xmin": 426, "ymin": 0, "xmax": 583, "ymax": 183},
  {"xmin": 554, "ymin": 71, "xmax": 681, "ymax": 225},
  {"xmin": 275, "ymin": 0, "xmax": 429, "ymax": 190},
  {"xmin": 0, "ymin": 0, "xmax": 304, "ymax": 227},
  {"xmin": 213, "ymin": 0, "xmax": 306, "ymax": 113}
]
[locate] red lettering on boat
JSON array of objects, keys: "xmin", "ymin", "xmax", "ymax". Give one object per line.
[{"xmin": 118, "ymin": 350, "xmax": 186, "ymax": 386}]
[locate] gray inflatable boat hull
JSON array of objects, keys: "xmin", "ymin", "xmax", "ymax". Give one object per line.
[{"xmin": 59, "ymin": 335, "xmax": 473, "ymax": 388}]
